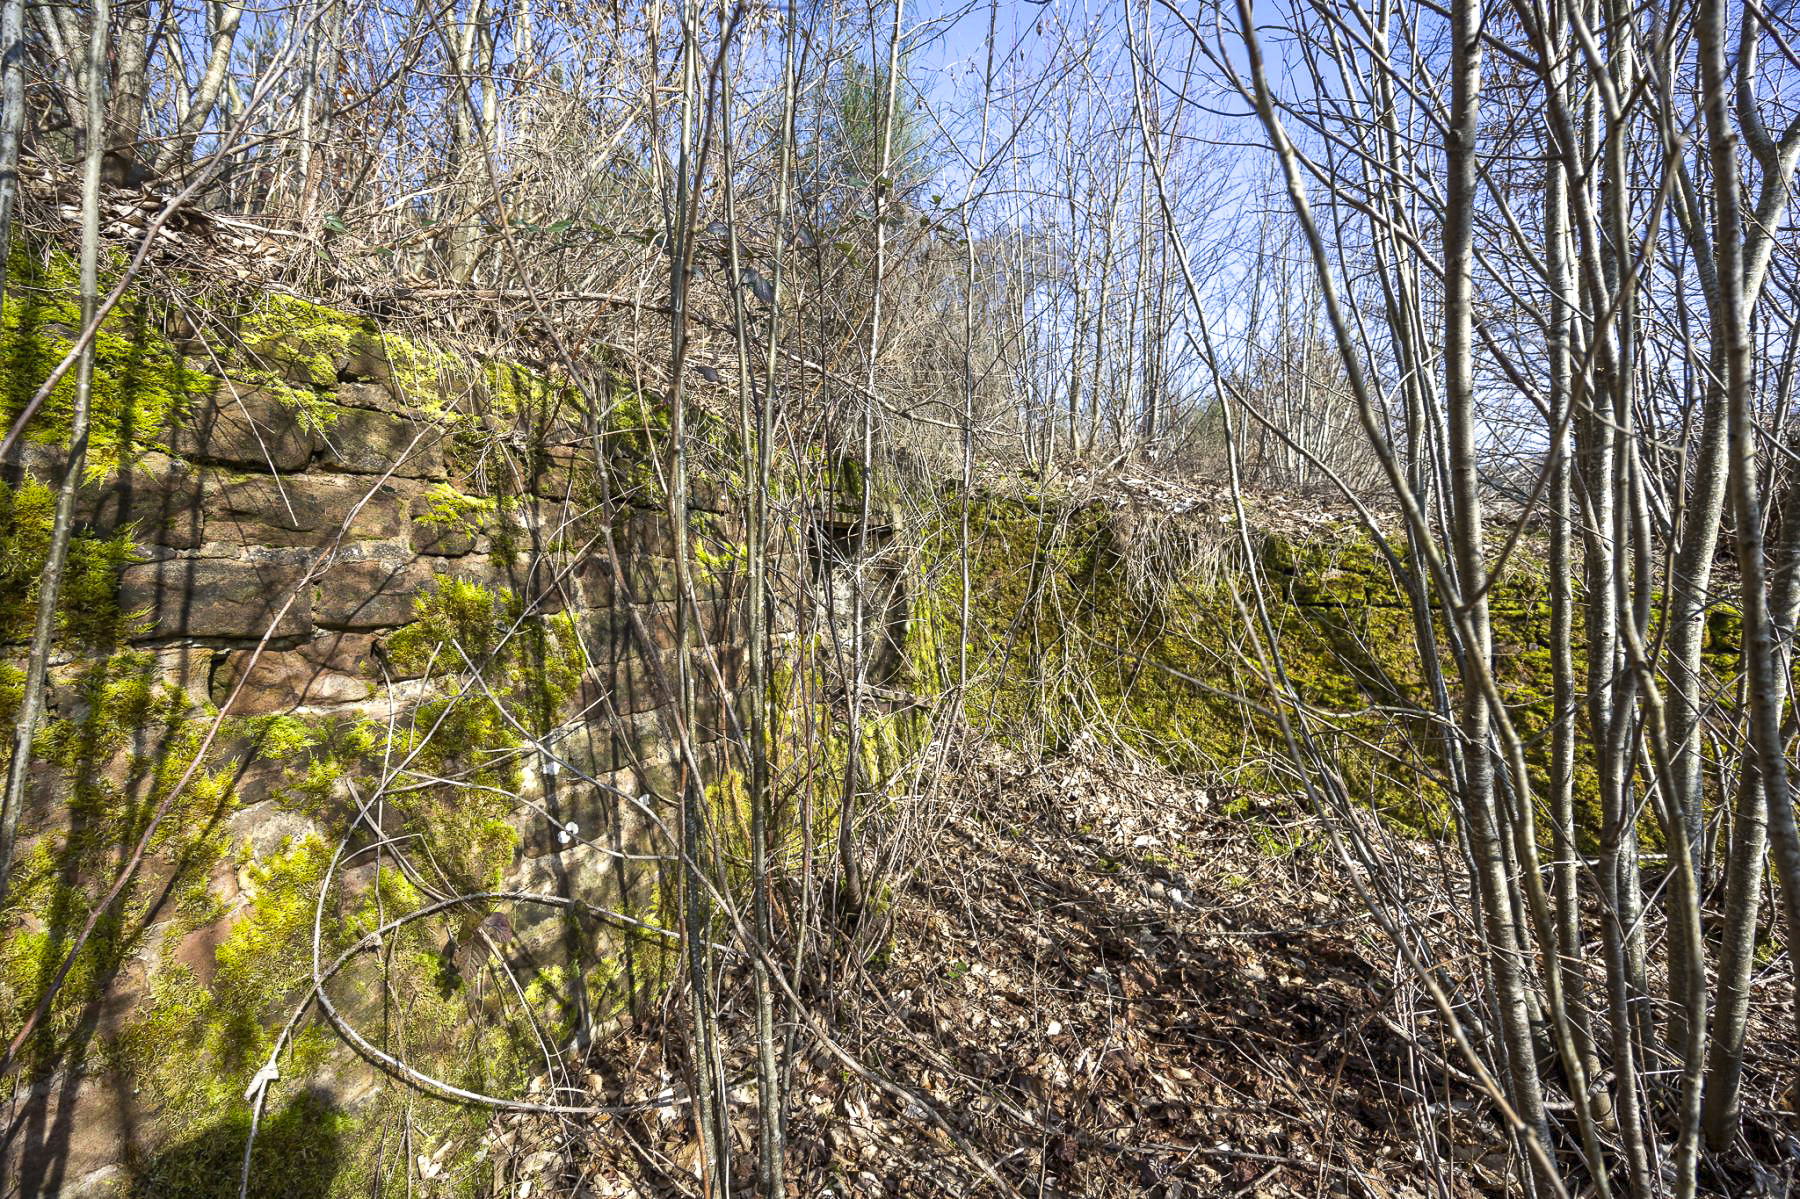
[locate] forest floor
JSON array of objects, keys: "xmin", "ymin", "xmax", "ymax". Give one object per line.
[
  {"xmin": 480, "ymin": 745, "xmax": 1542, "ymax": 1199},
  {"xmin": 469, "ymin": 744, "xmax": 1800, "ymax": 1199}
]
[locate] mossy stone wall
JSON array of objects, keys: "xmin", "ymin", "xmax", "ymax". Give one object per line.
[
  {"xmin": 954, "ymin": 497, "xmax": 1743, "ymax": 839},
  {"xmin": 0, "ymin": 252, "xmax": 778, "ymax": 1197}
]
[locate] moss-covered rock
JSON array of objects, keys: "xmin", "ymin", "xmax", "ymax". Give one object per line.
[
  {"xmin": 2, "ymin": 247, "xmax": 218, "ymax": 480},
  {"xmin": 0, "ymin": 476, "xmax": 138, "ymax": 648},
  {"xmin": 950, "ymin": 497, "xmax": 1614, "ymax": 839}
]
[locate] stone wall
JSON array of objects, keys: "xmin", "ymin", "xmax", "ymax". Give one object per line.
[{"xmin": 0, "ymin": 286, "xmax": 778, "ymax": 1196}]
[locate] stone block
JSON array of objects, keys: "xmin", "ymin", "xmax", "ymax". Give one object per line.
[
  {"xmin": 246, "ymin": 334, "xmax": 333, "ymax": 388},
  {"xmin": 699, "ymin": 509, "xmax": 747, "ymax": 542},
  {"xmin": 524, "ymin": 444, "xmax": 592, "ymax": 500},
  {"xmin": 165, "ymin": 384, "xmax": 316, "ymax": 472},
  {"xmin": 120, "ymin": 557, "xmax": 313, "ymax": 641},
  {"xmin": 616, "ymin": 711, "xmax": 680, "ymax": 772},
  {"xmin": 690, "ymin": 681, "xmax": 745, "ymax": 744},
  {"xmin": 219, "ymin": 750, "xmax": 297, "ymax": 809},
  {"xmin": 75, "ymin": 452, "xmax": 207, "ymax": 549},
  {"xmin": 618, "ymin": 602, "xmax": 676, "ymax": 653},
  {"xmin": 584, "ymin": 521, "xmax": 747, "ymax": 607},
  {"xmin": 147, "ymin": 644, "xmax": 215, "ymax": 705},
  {"xmin": 492, "ymin": 494, "xmax": 578, "ymax": 545},
  {"xmin": 228, "ymin": 801, "xmax": 325, "ymax": 859},
  {"xmin": 336, "ymin": 380, "xmax": 408, "ymax": 412},
  {"xmin": 549, "ymin": 719, "xmax": 619, "ymax": 779},
  {"xmin": 516, "ymin": 769, "xmax": 642, "ymax": 859},
  {"xmin": 212, "ymin": 631, "xmax": 377, "ymax": 713},
  {"xmin": 204, "ymin": 473, "xmax": 406, "ymax": 549},
  {"xmin": 3, "ymin": 1073, "xmax": 143, "ymax": 1199},
  {"xmin": 408, "ymin": 489, "xmax": 477, "ymax": 557},
  {"xmin": 317, "ymin": 403, "xmax": 445, "ymax": 479},
  {"xmin": 607, "ymin": 648, "xmax": 672, "ymax": 715},
  {"xmin": 604, "ymin": 597, "xmax": 742, "ymax": 657},
  {"xmin": 629, "ymin": 756, "xmax": 685, "ymax": 804},
  {"xmin": 438, "ymin": 553, "xmax": 575, "ymax": 615},
  {"xmin": 171, "ymin": 916, "xmax": 234, "ymax": 990},
  {"xmin": 620, "ymin": 509, "xmax": 679, "ymax": 558},
  {"xmin": 616, "ymin": 555, "xmax": 679, "ymax": 603},
  {"xmin": 249, "ymin": 327, "xmax": 390, "ymax": 387},
  {"xmin": 315, "ymin": 557, "xmax": 435, "ymax": 630},
  {"xmin": 434, "ymin": 552, "xmax": 522, "ymax": 599},
  {"xmin": 571, "ymin": 553, "xmax": 618, "ymax": 606},
  {"xmin": 687, "ymin": 473, "xmax": 735, "ymax": 512},
  {"xmin": 555, "ymin": 671, "xmax": 616, "ymax": 730},
  {"xmin": 14, "ymin": 761, "xmax": 67, "ymax": 834},
  {"xmin": 516, "ymin": 562, "xmax": 575, "ymax": 616},
  {"xmin": 506, "ymin": 832, "xmax": 646, "ymax": 938},
  {"xmin": 548, "ymin": 710, "xmax": 669, "ymax": 782},
  {"xmin": 339, "ymin": 332, "xmax": 392, "ymax": 383}
]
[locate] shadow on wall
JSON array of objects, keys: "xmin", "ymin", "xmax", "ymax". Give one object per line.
[
  {"xmin": 0, "ymin": 664, "xmax": 344, "ymax": 1199},
  {"xmin": 128, "ymin": 1088, "xmax": 344, "ymax": 1199}
]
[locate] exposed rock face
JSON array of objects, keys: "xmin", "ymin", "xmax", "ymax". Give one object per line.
[
  {"xmin": 163, "ymin": 385, "xmax": 316, "ymax": 472},
  {"xmin": 77, "ymin": 452, "xmax": 208, "ymax": 549},
  {"xmin": 202, "ymin": 472, "xmax": 409, "ymax": 550},
  {"xmin": 211, "ymin": 631, "xmax": 377, "ymax": 713},
  {"xmin": 313, "ymin": 555, "xmax": 436, "ymax": 630},
  {"xmin": 119, "ymin": 556, "xmax": 316, "ymax": 641},
  {"xmin": 315, "ymin": 403, "xmax": 445, "ymax": 478}
]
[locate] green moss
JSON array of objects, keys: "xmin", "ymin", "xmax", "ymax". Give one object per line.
[
  {"xmin": 949, "ymin": 498, "xmax": 1537, "ymax": 838},
  {"xmin": 609, "ymin": 874, "xmax": 679, "ymax": 1021},
  {"xmin": 706, "ymin": 767, "xmax": 753, "ymax": 882},
  {"xmin": 2, "ymin": 245, "xmax": 217, "ymax": 478},
  {"xmin": 413, "ymin": 482, "xmax": 496, "ymax": 540},
  {"xmin": 388, "ymin": 575, "xmax": 584, "ymax": 724},
  {"xmin": 0, "ymin": 264, "xmax": 746, "ymax": 1194},
  {"xmin": 236, "ymin": 294, "xmax": 455, "ymax": 408},
  {"xmin": 483, "ymin": 359, "xmax": 575, "ymax": 423},
  {"xmin": 121, "ymin": 836, "xmax": 340, "ymax": 1120},
  {"xmin": 603, "ymin": 382, "xmax": 671, "ymax": 441},
  {"xmin": 687, "ymin": 529, "xmax": 745, "ymax": 579},
  {"xmin": 0, "ymin": 476, "xmax": 138, "ymax": 648},
  {"xmin": 240, "ymin": 714, "xmax": 321, "ymax": 764},
  {"xmin": 1705, "ymin": 604, "xmax": 1742, "ymax": 659},
  {"xmin": 760, "ymin": 621, "xmax": 935, "ymax": 930},
  {"xmin": 589, "ymin": 379, "xmax": 674, "ymax": 499},
  {"xmin": 947, "ymin": 495, "xmax": 1760, "ymax": 850},
  {"xmin": 115, "ymin": 831, "xmax": 532, "ymax": 1198},
  {"xmin": 238, "ymin": 296, "xmax": 363, "ymax": 389},
  {"xmin": 589, "ymin": 372, "xmax": 747, "ymax": 506},
  {"xmin": 2, "ymin": 654, "xmax": 243, "ymax": 1102},
  {"xmin": 374, "ymin": 577, "xmax": 591, "ymax": 891},
  {"xmin": 127, "ymin": 1087, "xmax": 351, "ymax": 1199},
  {"xmin": 0, "ymin": 579, "xmax": 573, "ymax": 1194},
  {"xmin": 834, "ymin": 455, "xmax": 868, "ymax": 506}
]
